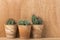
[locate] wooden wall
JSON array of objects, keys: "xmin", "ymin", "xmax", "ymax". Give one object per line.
[{"xmin": 0, "ymin": 0, "xmax": 60, "ymax": 37}]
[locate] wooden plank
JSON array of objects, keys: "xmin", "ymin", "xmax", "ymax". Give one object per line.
[
  {"xmin": 0, "ymin": 0, "xmax": 9, "ymax": 37},
  {"xmin": 6, "ymin": 0, "xmax": 21, "ymax": 21}
]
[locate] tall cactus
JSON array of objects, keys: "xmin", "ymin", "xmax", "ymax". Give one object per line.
[{"xmin": 32, "ymin": 15, "xmax": 43, "ymax": 25}]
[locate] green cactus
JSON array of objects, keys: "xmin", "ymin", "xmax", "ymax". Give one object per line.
[
  {"xmin": 18, "ymin": 20, "xmax": 31, "ymax": 25},
  {"xmin": 32, "ymin": 15, "xmax": 43, "ymax": 25},
  {"xmin": 6, "ymin": 19, "xmax": 16, "ymax": 25},
  {"xmin": 18, "ymin": 20, "xmax": 24, "ymax": 25},
  {"xmin": 24, "ymin": 20, "xmax": 31, "ymax": 25}
]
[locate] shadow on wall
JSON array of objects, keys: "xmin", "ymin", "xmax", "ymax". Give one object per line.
[{"xmin": 41, "ymin": 24, "xmax": 47, "ymax": 38}]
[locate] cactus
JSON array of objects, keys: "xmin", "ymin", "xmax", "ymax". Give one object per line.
[
  {"xmin": 6, "ymin": 19, "xmax": 16, "ymax": 25},
  {"xmin": 18, "ymin": 20, "xmax": 24, "ymax": 25},
  {"xmin": 18, "ymin": 20, "xmax": 31, "ymax": 25},
  {"xmin": 24, "ymin": 20, "xmax": 31, "ymax": 25},
  {"xmin": 32, "ymin": 15, "xmax": 43, "ymax": 25}
]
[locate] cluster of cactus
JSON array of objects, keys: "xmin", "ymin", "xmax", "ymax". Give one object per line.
[
  {"xmin": 6, "ymin": 15, "xmax": 43, "ymax": 25},
  {"xmin": 6, "ymin": 19, "xmax": 16, "ymax": 25},
  {"xmin": 18, "ymin": 20, "xmax": 31, "ymax": 25},
  {"xmin": 32, "ymin": 15, "xmax": 43, "ymax": 25}
]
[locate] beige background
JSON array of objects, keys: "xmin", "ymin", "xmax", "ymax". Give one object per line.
[{"xmin": 0, "ymin": 0, "xmax": 60, "ymax": 37}]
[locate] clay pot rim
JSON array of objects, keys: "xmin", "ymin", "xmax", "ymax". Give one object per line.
[
  {"xmin": 4, "ymin": 24, "xmax": 16, "ymax": 26},
  {"xmin": 18, "ymin": 25, "xmax": 31, "ymax": 26},
  {"xmin": 4, "ymin": 24, "xmax": 16, "ymax": 25},
  {"xmin": 33, "ymin": 24, "xmax": 43, "ymax": 25}
]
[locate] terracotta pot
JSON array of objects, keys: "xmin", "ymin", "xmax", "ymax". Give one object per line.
[
  {"xmin": 32, "ymin": 25, "xmax": 44, "ymax": 38},
  {"xmin": 4, "ymin": 25, "xmax": 17, "ymax": 38},
  {"xmin": 18, "ymin": 25, "xmax": 31, "ymax": 39}
]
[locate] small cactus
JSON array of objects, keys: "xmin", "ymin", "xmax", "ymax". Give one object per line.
[
  {"xmin": 18, "ymin": 20, "xmax": 24, "ymax": 25},
  {"xmin": 32, "ymin": 15, "xmax": 43, "ymax": 25},
  {"xmin": 18, "ymin": 20, "xmax": 31, "ymax": 25},
  {"xmin": 6, "ymin": 19, "xmax": 16, "ymax": 25},
  {"xmin": 24, "ymin": 20, "xmax": 31, "ymax": 25}
]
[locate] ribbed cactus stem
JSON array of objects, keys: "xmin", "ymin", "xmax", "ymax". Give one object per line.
[
  {"xmin": 6, "ymin": 19, "xmax": 16, "ymax": 25},
  {"xmin": 18, "ymin": 20, "xmax": 30, "ymax": 25},
  {"xmin": 32, "ymin": 15, "xmax": 43, "ymax": 25}
]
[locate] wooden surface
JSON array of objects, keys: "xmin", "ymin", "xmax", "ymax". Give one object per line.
[
  {"xmin": 0, "ymin": 38, "xmax": 60, "ymax": 40},
  {"xmin": 0, "ymin": 0, "xmax": 60, "ymax": 37},
  {"xmin": 0, "ymin": 38, "xmax": 57, "ymax": 40}
]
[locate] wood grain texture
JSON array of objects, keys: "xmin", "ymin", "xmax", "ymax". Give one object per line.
[{"xmin": 0, "ymin": 0, "xmax": 60, "ymax": 37}]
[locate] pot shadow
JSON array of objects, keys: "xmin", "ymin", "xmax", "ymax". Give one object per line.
[
  {"xmin": 41, "ymin": 23, "xmax": 47, "ymax": 38},
  {"xmin": 30, "ymin": 25, "xmax": 33, "ymax": 39},
  {"xmin": 16, "ymin": 25, "xmax": 19, "ymax": 38}
]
